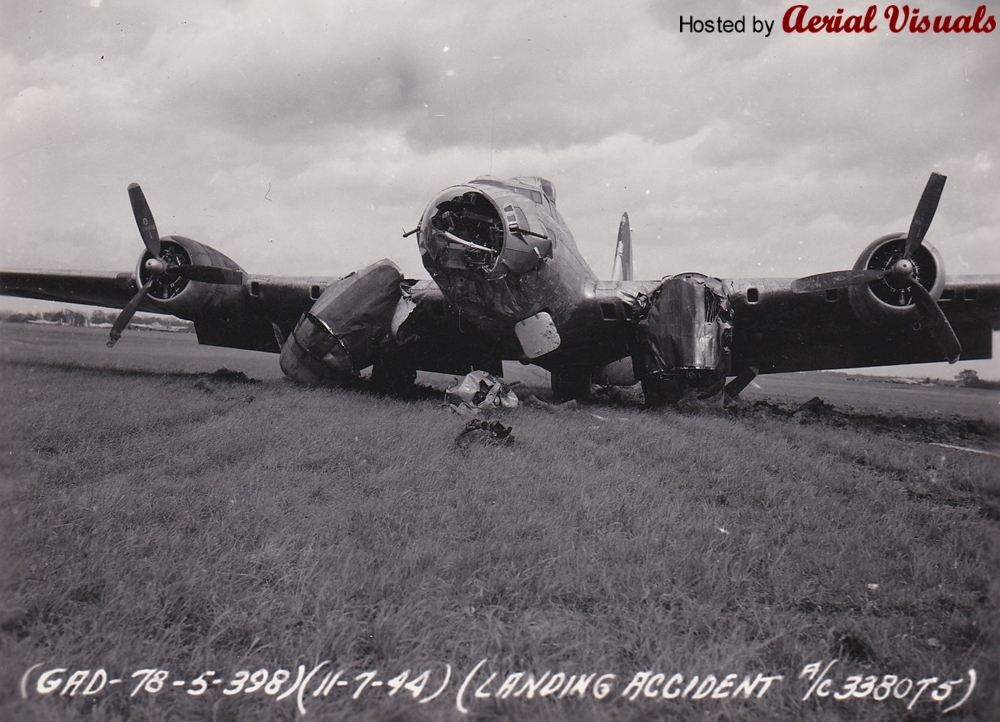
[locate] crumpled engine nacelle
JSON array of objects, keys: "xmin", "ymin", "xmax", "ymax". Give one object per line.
[
  {"xmin": 635, "ymin": 273, "xmax": 733, "ymax": 404},
  {"xmin": 847, "ymin": 233, "xmax": 945, "ymax": 327},
  {"xmin": 279, "ymin": 259, "xmax": 403, "ymax": 386},
  {"xmin": 134, "ymin": 235, "xmax": 246, "ymax": 319}
]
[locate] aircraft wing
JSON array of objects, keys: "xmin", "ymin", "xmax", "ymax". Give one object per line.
[
  {"xmin": 1, "ymin": 270, "xmax": 143, "ymax": 309},
  {"xmin": 0, "ymin": 267, "xmax": 512, "ymax": 374},
  {"xmin": 723, "ymin": 275, "xmax": 1000, "ymax": 375},
  {"xmin": 0, "ymin": 268, "xmax": 340, "ymax": 353}
]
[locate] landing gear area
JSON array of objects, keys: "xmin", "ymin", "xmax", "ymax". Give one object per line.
[
  {"xmin": 641, "ymin": 369, "xmax": 726, "ymax": 407},
  {"xmin": 551, "ymin": 368, "xmax": 593, "ymax": 402},
  {"xmin": 370, "ymin": 352, "xmax": 418, "ymax": 395}
]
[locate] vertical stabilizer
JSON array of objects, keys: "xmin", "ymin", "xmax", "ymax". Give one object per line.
[{"xmin": 611, "ymin": 212, "xmax": 633, "ymax": 282}]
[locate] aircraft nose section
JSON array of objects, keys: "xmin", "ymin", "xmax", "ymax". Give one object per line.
[{"xmin": 417, "ymin": 187, "xmax": 506, "ymax": 274}]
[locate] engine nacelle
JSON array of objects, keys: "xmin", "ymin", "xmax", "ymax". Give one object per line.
[
  {"xmin": 847, "ymin": 232, "xmax": 945, "ymax": 327},
  {"xmin": 134, "ymin": 235, "xmax": 246, "ymax": 320},
  {"xmin": 635, "ymin": 273, "xmax": 732, "ymax": 404},
  {"xmin": 279, "ymin": 259, "xmax": 403, "ymax": 386}
]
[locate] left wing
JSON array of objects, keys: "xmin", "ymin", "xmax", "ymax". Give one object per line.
[
  {"xmin": 0, "ymin": 181, "xmax": 490, "ymax": 375},
  {"xmin": 724, "ymin": 275, "xmax": 1000, "ymax": 375}
]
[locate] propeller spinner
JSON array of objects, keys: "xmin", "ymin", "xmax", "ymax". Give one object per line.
[
  {"xmin": 108, "ymin": 184, "xmax": 243, "ymax": 347},
  {"xmin": 791, "ymin": 173, "xmax": 960, "ymax": 363}
]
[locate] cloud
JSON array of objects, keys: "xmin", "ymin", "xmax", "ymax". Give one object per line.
[{"xmin": 1, "ymin": 0, "xmax": 996, "ymax": 288}]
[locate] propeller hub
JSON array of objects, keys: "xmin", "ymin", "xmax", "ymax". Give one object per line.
[
  {"xmin": 888, "ymin": 258, "xmax": 915, "ymax": 282},
  {"xmin": 144, "ymin": 257, "xmax": 167, "ymax": 275}
]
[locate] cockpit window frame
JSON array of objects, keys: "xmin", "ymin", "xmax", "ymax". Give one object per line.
[{"xmin": 473, "ymin": 178, "xmax": 544, "ymax": 206}]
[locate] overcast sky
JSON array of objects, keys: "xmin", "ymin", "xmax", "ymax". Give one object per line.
[{"xmin": 1, "ymin": 0, "xmax": 998, "ymax": 376}]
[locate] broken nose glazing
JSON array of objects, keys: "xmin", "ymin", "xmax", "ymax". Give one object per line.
[
  {"xmin": 419, "ymin": 188, "xmax": 505, "ymax": 273},
  {"xmin": 415, "ymin": 178, "xmax": 593, "ymax": 340}
]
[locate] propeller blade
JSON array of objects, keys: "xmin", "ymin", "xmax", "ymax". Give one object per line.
[
  {"xmin": 791, "ymin": 268, "xmax": 886, "ymax": 294},
  {"xmin": 908, "ymin": 279, "xmax": 961, "ymax": 363},
  {"xmin": 168, "ymin": 265, "xmax": 244, "ymax": 285},
  {"xmin": 107, "ymin": 280, "xmax": 153, "ymax": 347},
  {"xmin": 128, "ymin": 183, "xmax": 162, "ymax": 259},
  {"xmin": 724, "ymin": 366, "xmax": 758, "ymax": 405},
  {"xmin": 904, "ymin": 172, "xmax": 946, "ymax": 260}
]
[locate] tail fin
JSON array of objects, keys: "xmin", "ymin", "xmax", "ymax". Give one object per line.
[{"xmin": 611, "ymin": 212, "xmax": 633, "ymax": 282}]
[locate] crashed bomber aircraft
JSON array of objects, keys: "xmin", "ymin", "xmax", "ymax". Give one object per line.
[{"xmin": 2, "ymin": 173, "xmax": 1000, "ymax": 404}]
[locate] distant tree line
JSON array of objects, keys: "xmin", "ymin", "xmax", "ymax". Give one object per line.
[
  {"xmin": 0, "ymin": 308, "xmax": 194, "ymax": 332},
  {"xmin": 955, "ymin": 369, "xmax": 1000, "ymax": 390}
]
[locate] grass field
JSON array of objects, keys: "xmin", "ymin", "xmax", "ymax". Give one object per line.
[{"xmin": 1, "ymin": 332, "xmax": 998, "ymax": 720}]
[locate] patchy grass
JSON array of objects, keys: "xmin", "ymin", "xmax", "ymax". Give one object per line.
[{"xmin": 0, "ymin": 359, "xmax": 997, "ymax": 721}]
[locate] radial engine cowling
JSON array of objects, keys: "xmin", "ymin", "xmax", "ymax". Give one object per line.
[
  {"xmin": 134, "ymin": 235, "xmax": 247, "ymax": 319},
  {"xmin": 636, "ymin": 273, "xmax": 733, "ymax": 404},
  {"xmin": 279, "ymin": 260, "xmax": 403, "ymax": 386},
  {"xmin": 847, "ymin": 232, "xmax": 945, "ymax": 327}
]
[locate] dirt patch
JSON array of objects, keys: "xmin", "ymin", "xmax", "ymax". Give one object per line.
[{"xmin": 730, "ymin": 396, "xmax": 1000, "ymax": 449}]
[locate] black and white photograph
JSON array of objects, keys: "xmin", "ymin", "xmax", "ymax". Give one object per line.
[{"xmin": 1, "ymin": 1, "xmax": 998, "ymax": 719}]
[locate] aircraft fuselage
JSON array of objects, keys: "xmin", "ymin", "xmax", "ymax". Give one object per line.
[{"xmin": 416, "ymin": 176, "xmax": 597, "ymax": 340}]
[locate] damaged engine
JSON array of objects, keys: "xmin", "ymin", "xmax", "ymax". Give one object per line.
[
  {"xmin": 634, "ymin": 273, "xmax": 733, "ymax": 405},
  {"xmin": 279, "ymin": 260, "xmax": 404, "ymax": 386}
]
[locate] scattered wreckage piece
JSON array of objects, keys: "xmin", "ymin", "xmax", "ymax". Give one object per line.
[
  {"xmin": 446, "ymin": 370, "xmax": 518, "ymax": 410},
  {"xmin": 455, "ymin": 419, "xmax": 515, "ymax": 448},
  {"xmin": 523, "ymin": 394, "xmax": 579, "ymax": 412}
]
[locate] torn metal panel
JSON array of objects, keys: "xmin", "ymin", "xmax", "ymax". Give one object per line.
[
  {"xmin": 279, "ymin": 259, "xmax": 403, "ymax": 385},
  {"xmin": 387, "ymin": 281, "xmax": 510, "ymax": 377},
  {"xmin": 390, "ymin": 289, "xmax": 417, "ymax": 340}
]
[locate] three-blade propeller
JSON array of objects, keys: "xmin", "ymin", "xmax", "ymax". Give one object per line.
[
  {"xmin": 791, "ymin": 173, "xmax": 960, "ymax": 363},
  {"xmin": 108, "ymin": 184, "xmax": 242, "ymax": 347}
]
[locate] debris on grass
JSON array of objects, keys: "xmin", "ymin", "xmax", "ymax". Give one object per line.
[
  {"xmin": 795, "ymin": 396, "xmax": 835, "ymax": 415},
  {"xmin": 448, "ymin": 401, "xmax": 484, "ymax": 417},
  {"xmin": 193, "ymin": 368, "xmax": 260, "ymax": 394},
  {"xmin": 455, "ymin": 419, "xmax": 514, "ymax": 448},
  {"xmin": 523, "ymin": 394, "xmax": 578, "ymax": 412},
  {"xmin": 201, "ymin": 368, "xmax": 259, "ymax": 384}
]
